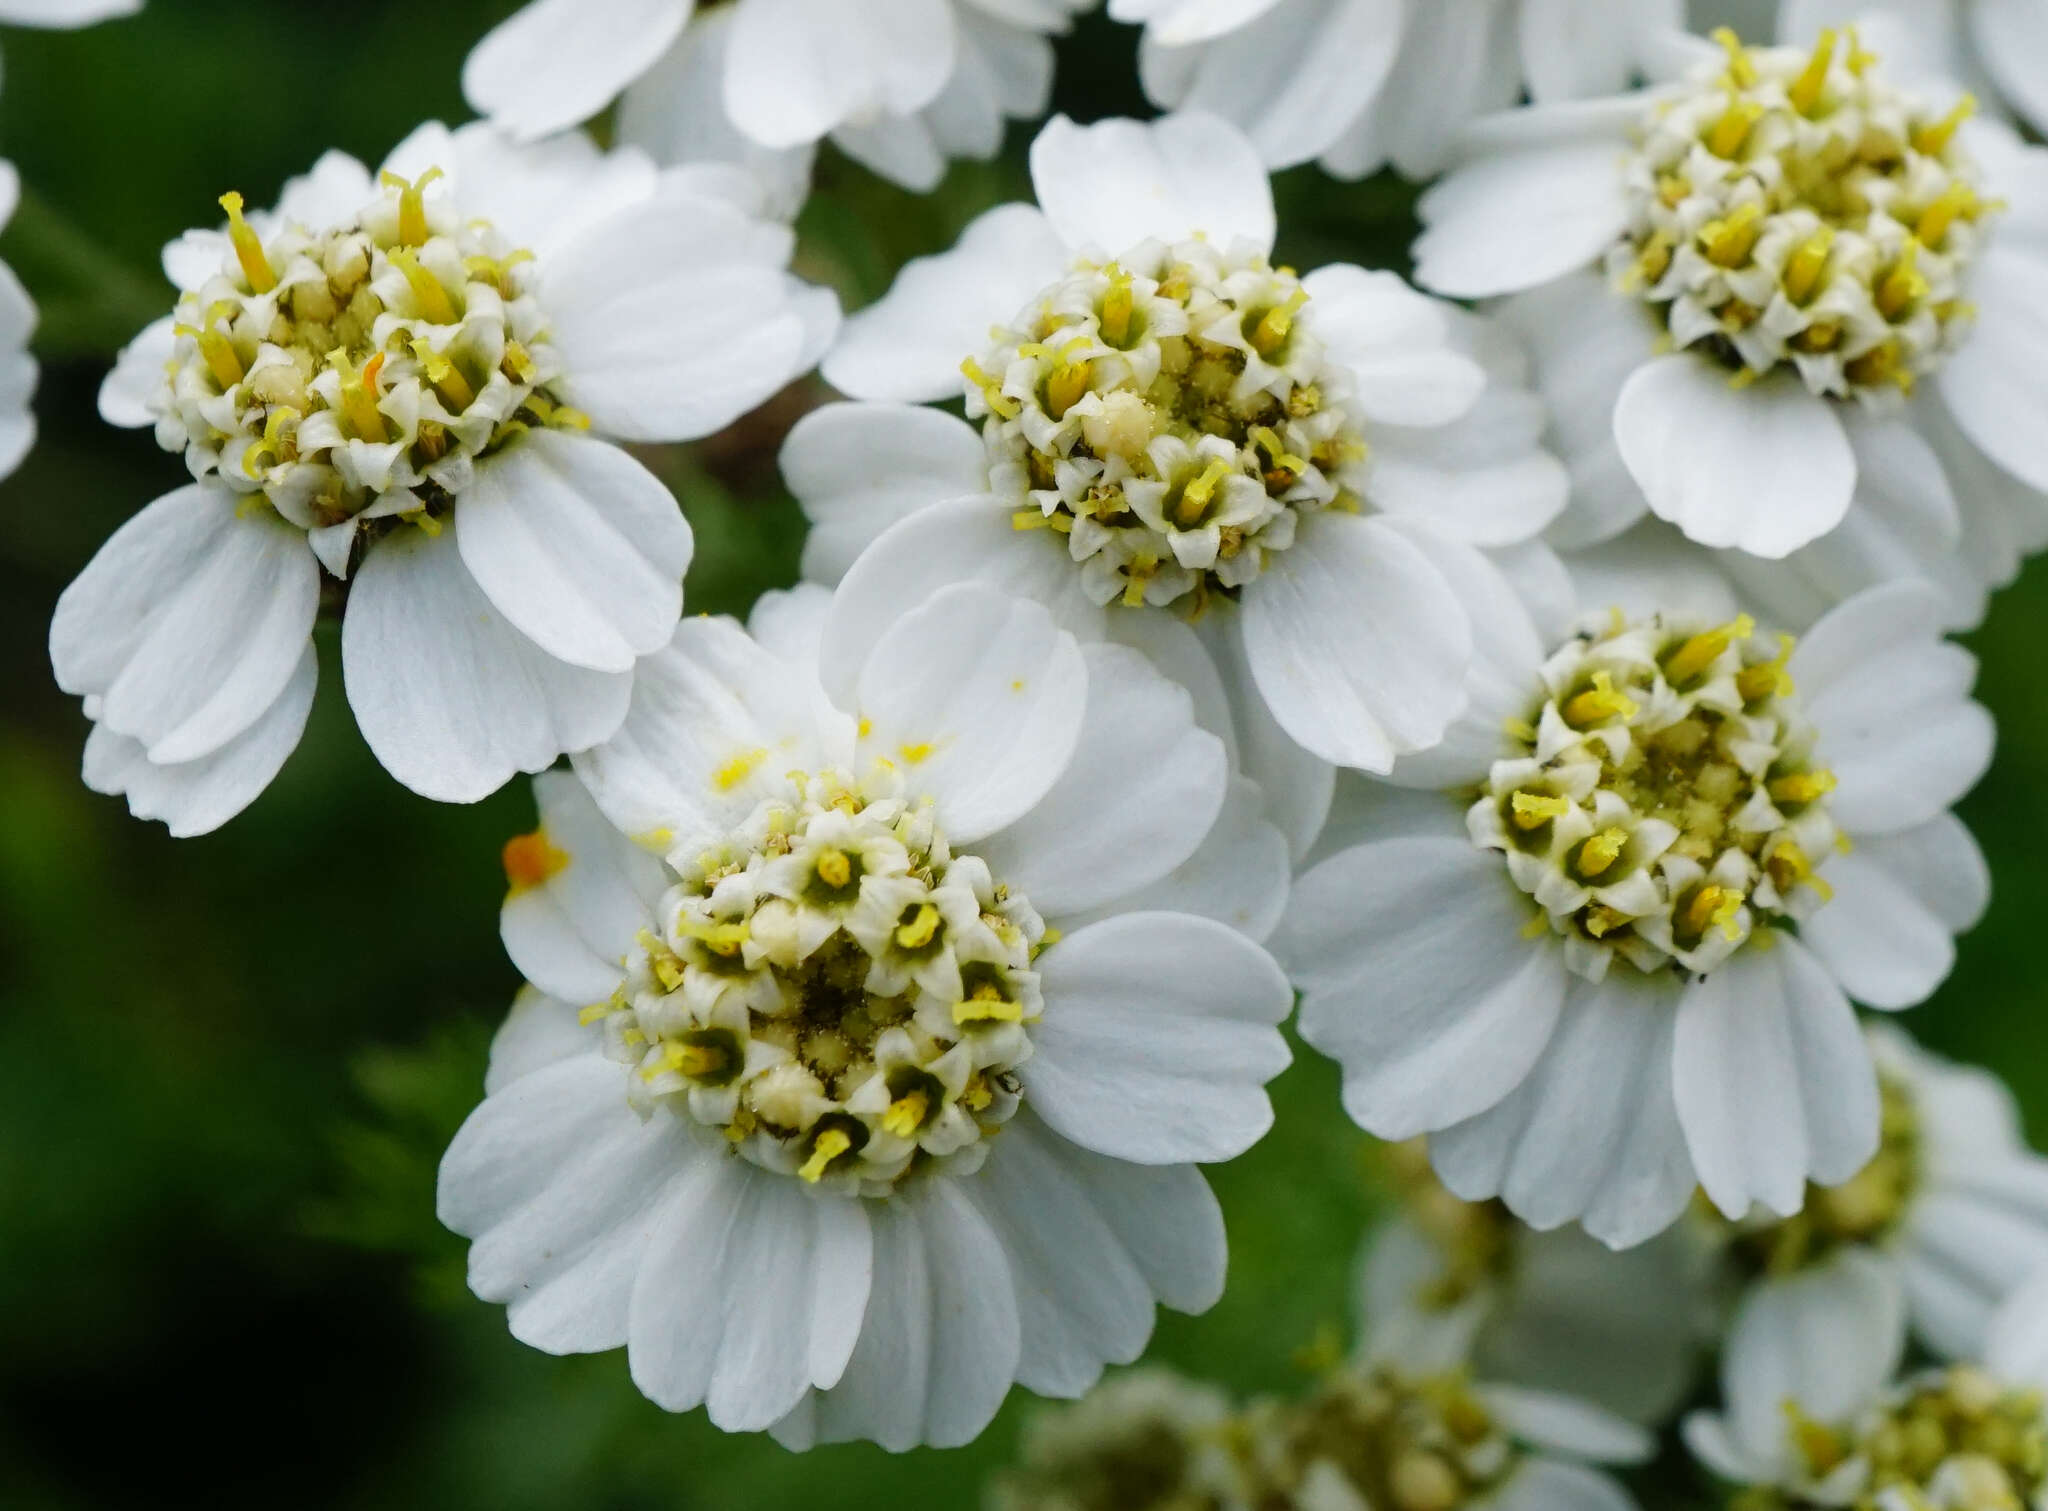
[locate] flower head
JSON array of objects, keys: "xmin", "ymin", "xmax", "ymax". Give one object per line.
[
  {"xmin": 441, "ymin": 583, "xmax": 1295, "ymax": 1446},
  {"xmin": 57, "ymin": 122, "xmax": 836, "ymax": 834},
  {"xmin": 1280, "ymin": 579, "xmax": 1991, "ymax": 1248}
]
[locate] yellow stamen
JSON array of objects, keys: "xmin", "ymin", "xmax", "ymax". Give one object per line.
[
  {"xmin": 798, "ymin": 1128, "xmax": 852, "ymax": 1184},
  {"xmin": 329, "ymin": 350, "xmax": 389, "ymax": 442},
  {"xmin": 1173, "ymin": 457, "xmax": 1233, "ymax": 528},
  {"xmin": 1768, "ymin": 841, "xmax": 1835, "ymax": 902},
  {"xmin": 380, "ymin": 166, "xmax": 444, "ymax": 248},
  {"xmin": 1121, "ymin": 556, "xmax": 1155, "ymax": 608},
  {"xmin": 1708, "ymin": 94, "xmax": 1765, "ymax": 159},
  {"xmin": 954, "ymin": 986, "xmax": 1024, "ymax": 1025},
  {"xmin": 1737, "ymin": 634, "xmax": 1797, "ymax": 703},
  {"xmin": 1563, "ymin": 670, "xmax": 1639, "ymax": 728},
  {"xmin": 390, "ymin": 248, "xmax": 459, "ymax": 325},
  {"xmin": 218, "ymin": 192, "xmax": 277, "ymax": 293},
  {"xmin": 676, "ymin": 917, "xmax": 750, "ymax": 956},
  {"xmin": 894, "ymin": 903, "xmax": 941, "ymax": 951},
  {"xmin": 409, "ymin": 337, "xmax": 476, "ymax": 410},
  {"xmin": 666, "ymin": 1041, "xmax": 724, "ymax": 1078},
  {"xmin": 502, "ymin": 829, "xmax": 569, "ymax": 891},
  {"xmin": 1576, "ymin": 827, "xmax": 1631, "ymax": 880},
  {"xmin": 1783, "ymin": 228, "xmax": 1836, "ymax": 304},
  {"xmin": 1681, "ymin": 885, "xmax": 1746, "ymax": 943},
  {"xmin": 1012, "ymin": 509, "xmax": 1054, "ymax": 531},
  {"xmin": 1768, "ymin": 769, "xmax": 1837, "ymax": 806},
  {"xmin": 1665, "ymin": 614, "xmax": 1754, "ymax": 686},
  {"xmin": 1511, "ymin": 791, "xmax": 1572, "ymax": 831},
  {"xmin": 815, "ymin": 848, "xmax": 851, "ymax": 889},
  {"xmin": 1248, "ymin": 288, "xmax": 1308, "ymax": 359},
  {"xmin": 960, "ymin": 357, "xmax": 1020, "ymax": 419},
  {"xmin": 1100, "ymin": 265, "xmax": 1134, "ymax": 347},
  {"xmin": 189, "ymin": 325, "xmax": 244, "ymax": 389},
  {"xmin": 1249, "ymin": 425, "xmax": 1309, "ymax": 479},
  {"xmin": 1785, "ymin": 1404, "xmax": 1849, "ymax": 1476},
  {"xmin": 1712, "ymin": 28, "xmax": 1757, "ymax": 88},
  {"xmin": 1877, "ymin": 240, "xmax": 1929, "ymax": 320},
  {"xmin": 1912, "ymin": 94, "xmax": 1976, "ymax": 157},
  {"xmin": 1703, "ymin": 202, "xmax": 1765, "ymax": 268},
  {"xmin": 1045, "ymin": 344, "xmax": 1091, "ymax": 420},
  {"xmin": 1916, "ymin": 181, "xmax": 1979, "ymax": 249},
  {"xmin": 242, "ymin": 405, "xmax": 301, "ymax": 479},
  {"xmin": 881, "ymin": 1090, "xmax": 930, "ymax": 1139},
  {"xmin": 1788, "ymin": 28, "xmax": 1838, "ymax": 116}
]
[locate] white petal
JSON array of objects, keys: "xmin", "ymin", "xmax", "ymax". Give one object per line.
[
  {"xmin": 1798, "ymin": 844, "xmax": 1959, "ymax": 1011},
  {"xmin": 1939, "ymin": 247, "xmax": 2048, "ymax": 493},
  {"xmin": 1286, "ymin": 837, "xmax": 1567, "ymax": 1141},
  {"xmin": 1239, "ymin": 511, "xmax": 1473, "ymax": 773},
  {"xmin": 55, "ymin": 483, "xmax": 320, "ymax": 764},
  {"xmin": 853, "ymin": 583, "xmax": 1088, "ymax": 843},
  {"xmin": 341, "ymin": 527, "xmax": 633, "ymax": 804},
  {"xmin": 547, "ymin": 185, "xmax": 830, "ymax": 442},
  {"xmin": 1197, "ymin": 607, "xmax": 1336, "ymax": 859},
  {"xmin": 781, "ymin": 402, "xmax": 988, "ymax": 584},
  {"xmin": 1974, "ymin": 0, "xmax": 2048, "ymax": 138},
  {"xmin": 1029, "ymin": 111, "xmax": 1276, "ymax": 258},
  {"xmin": 1520, "ymin": 0, "xmax": 1680, "ymax": 100},
  {"xmin": 391, "ymin": 121, "xmax": 662, "ymax": 263},
  {"xmin": 99, "ymin": 316, "xmax": 174, "ymax": 428},
  {"xmin": 1479, "ymin": 1386, "xmax": 1654, "ymax": 1464},
  {"xmin": 747, "ymin": 582, "xmax": 834, "ymax": 669},
  {"xmin": 486, "ymin": 985, "xmax": 598, "ymax": 1094},
  {"xmin": 1431, "ymin": 970, "xmax": 1695, "ymax": 1250},
  {"xmin": 462, "ymin": 0, "xmax": 692, "ymax": 141},
  {"xmin": 1983, "ymin": 1270, "xmax": 2048, "ymax": 1390},
  {"xmin": 979, "ymin": 642, "xmax": 1226, "ymax": 916},
  {"xmin": 1301, "ymin": 265, "xmax": 1487, "ymax": 428},
  {"xmin": 1414, "ymin": 137, "xmax": 1632, "ymax": 299},
  {"xmin": 572, "ymin": 613, "xmax": 847, "ymax": 849},
  {"xmin": 1026, "ymin": 912, "xmax": 1290, "ymax": 1164},
  {"xmin": 724, "ymin": 0, "xmax": 956, "ymax": 150},
  {"xmin": 499, "ymin": 768, "xmax": 667, "ymax": 1005},
  {"xmin": 1613, "ymin": 357, "xmax": 1855, "ymax": 557},
  {"xmin": 781, "ymin": 1180, "xmax": 1019, "ymax": 1450},
  {"xmin": 1110, "ymin": 0, "xmax": 1289, "ymax": 47},
  {"xmin": 81, "ymin": 643, "xmax": 317, "ymax": 838},
  {"xmin": 627, "ymin": 1157, "xmax": 874, "ymax": 1428},
  {"xmin": 1675, "ymin": 938, "xmax": 1879, "ymax": 1221},
  {"xmin": 1854, "ymin": 814, "xmax": 1989, "ymax": 935},
  {"xmin": 1484, "ymin": 1458, "xmax": 1638, "ymax": 1511},
  {"xmin": 456, "ymin": 431, "xmax": 694, "ymax": 674},
  {"xmin": 824, "ymin": 201, "xmax": 1068, "ymax": 402},
  {"xmin": 1063, "ymin": 775, "xmax": 1291, "ymax": 943}
]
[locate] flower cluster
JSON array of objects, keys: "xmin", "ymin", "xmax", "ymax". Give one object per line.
[{"xmin": 25, "ymin": 0, "xmax": 2048, "ymax": 1488}]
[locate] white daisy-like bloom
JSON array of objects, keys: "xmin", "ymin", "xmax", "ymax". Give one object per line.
[
  {"xmin": 439, "ymin": 581, "xmax": 1296, "ymax": 1448},
  {"xmin": 1714, "ymin": 1024, "xmax": 2048, "ymax": 1364},
  {"xmin": 1685, "ymin": 1254, "xmax": 2048, "ymax": 1508},
  {"xmin": 1359, "ymin": 1140, "xmax": 1711, "ymax": 1425},
  {"xmin": 1277, "ymin": 575, "xmax": 1993, "ymax": 1251},
  {"xmin": 805, "ymin": 110, "xmax": 1570, "ymax": 787},
  {"xmin": 1415, "ymin": 27, "xmax": 2048, "ymax": 629},
  {"xmin": 990, "ymin": 1357, "xmax": 1653, "ymax": 1511},
  {"xmin": 57, "ymin": 123, "xmax": 836, "ymax": 837},
  {"xmin": 463, "ymin": 0, "xmax": 1094, "ymax": 201},
  {"xmin": 1106, "ymin": 0, "xmax": 1778, "ymax": 179}
]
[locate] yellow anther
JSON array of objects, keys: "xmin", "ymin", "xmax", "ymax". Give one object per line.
[
  {"xmin": 502, "ymin": 828, "xmax": 569, "ymax": 891},
  {"xmin": 1627, "ymin": 230, "xmax": 1676, "ymax": 290},
  {"xmin": 1737, "ymin": 635, "xmax": 1797, "ymax": 703},
  {"xmin": 1011, "ymin": 509, "xmax": 1055, "ymax": 531},
  {"xmin": 1581, "ymin": 905, "xmax": 1631, "ymax": 940},
  {"xmin": 380, "ymin": 165, "xmax": 444, "ymax": 248},
  {"xmin": 1045, "ymin": 348, "xmax": 1091, "ymax": 420},
  {"xmin": 815, "ymin": 848, "xmax": 852, "ymax": 889},
  {"xmin": 798, "ymin": 1128, "xmax": 853, "ymax": 1184},
  {"xmin": 1788, "ymin": 28, "xmax": 1838, "ymax": 116},
  {"xmin": 1521, "ymin": 912, "xmax": 1553, "ymax": 940},
  {"xmin": 242, "ymin": 405, "xmax": 302, "ymax": 478},
  {"xmin": 1913, "ymin": 94, "xmax": 1976, "ymax": 157},
  {"xmin": 650, "ymin": 954, "xmax": 684, "ymax": 991},
  {"xmin": 328, "ymin": 349, "xmax": 389, "ymax": 442},
  {"xmin": 577, "ymin": 1000, "xmax": 614, "ymax": 1026},
  {"xmin": 409, "ymin": 337, "xmax": 476, "ymax": 410},
  {"xmin": 714, "ymin": 748, "xmax": 767, "ymax": 792},
  {"xmin": 1877, "ymin": 241, "xmax": 1930, "ymax": 320},
  {"xmin": 1248, "ymin": 288, "xmax": 1308, "ymax": 359},
  {"xmin": 218, "ymin": 191, "xmax": 278, "ymax": 293},
  {"xmin": 1703, "ymin": 202, "xmax": 1765, "ymax": 268},
  {"xmin": 1502, "ymin": 715, "xmax": 1539, "ymax": 744},
  {"xmin": 894, "ymin": 903, "xmax": 941, "ymax": 951},
  {"xmin": 1783, "ymin": 228, "xmax": 1836, "ymax": 303},
  {"xmin": 390, "ymin": 248, "xmax": 459, "ymax": 325},
  {"xmin": 1767, "ymin": 841, "xmax": 1834, "ymax": 902},
  {"xmin": 1785, "ymin": 1404, "xmax": 1850, "ymax": 1476},
  {"xmin": 1657, "ymin": 173, "xmax": 1691, "ymax": 210},
  {"xmin": 1708, "ymin": 94, "xmax": 1765, "ymax": 158},
  {"xmin": 1511, "ymin": 791, "xmax": 1572, "ymax": 831},
  {"xmin": 1845, "ymin": 26, "xmax": 1876, "ymax": 74},
  {"xmin": 1120, "ymin": 556, "xmax": 1156, "ymax": 608},
  {"xmin": 1249, "ymin": 425, "xmax": 1308, "ymax": 478},
  {"xmin": 1915, "ymin": 180, "xmax": 1979, "ymax": 248},
  {"xmin": 1768, "ymin": 768, "xmax": 1837, "ymax": 806},
  {"xmin": 1712, "ymin": 28, "xmax": 1757, "ymax": 88},
  {"xmin": 676, "ymin": 917, "xmax": 750, "ymax": 956},
  {"xmin": 189, "ymin": 324, "xmax": 244, "ymax": 390},
  {"xmin": 666, "ymin": 1040, "xmax": 725, "ymax": 1079},
  {"xmin": 954, "ymin": 986, "xmax": 1025, "ymax": 1025},
  {"xmin": 1173, "ymin": 457, "xmax": 1233, "ymax": 528},
  {"xmin": 1100, "ymin": 265, "xmax": 1135, "ymax": 347},
  {"xmin": 960, "ymin": 357, "xmax": 1020, "ymax": 419},
  {"xmin": 1563, "ymin": 670, "xmax": 1639, "ymax": 728},
  {"xmin": 881, "ymin": 1090, "xmax": 930, "ymax": 1139},
  {"xmin": 1665, "ymin": 614, "xmax": 1754, "ymax": 686},
  {"xmin": 1576, "ymin": 828, "xmax": 1631, "ymax": 880},
  {"xmin": 502, "ymin": 341, "xmax": 539, "ymax": 384},
  {"xmin": 1681, "ymin": 884, "xmax": 1746, "ymax": 943}
]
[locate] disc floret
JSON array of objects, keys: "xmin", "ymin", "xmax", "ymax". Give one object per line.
[
  {"xmin": 963, "ymin": 238, "xmax": 1368, "ymax": 610},
  {"xmin": 582, "ymin": 769, "xmax": 1046, "ymax": 1194},
  {"xmin": 1613, "ymin": 29, "xmax": 1997, "ymax": 402},
  {"xmin": 1473, "ymin": 612, "xmax": 1839, "ymax": 981},
  {"xmin": 158, "ymin": 169, "xmax": 580, "ymax": 565}
]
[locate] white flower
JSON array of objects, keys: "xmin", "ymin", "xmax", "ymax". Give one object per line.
[
  {"xmin": 1778, "ymin": 0, "xmax": 2048, "ymax": 143},
  {"xmin": 803, "ymin": 110, "xmax": 1569, "ymax": 782},
  {"xmin": 438, "ymin": 582, "xmax": 1295, "ymax": 1447},
  {"xmin": 1278, "ymin": 578, "xmax": 1992, "ymax": 1250},
  {"xmin": 56, "ymin": 122, "xmax": 836, "ymax": 836},
  {"xmin": 0, "ymin": 163, "xmax": 38, "ymax": 487},
  {"xmin": 0, "ymin": 0, "xmax": 139, "ymax": 24},
  {"xmin": 1106, "ymin": 0, "xmax": 1770, "ymax": 178},
  {"xmin": 1416, "ymin": 28, "xmax": 2048, "ymax": 628},
  {"xmin": 463, "ymin": 0, "xmax": 1094, "ymax": 199},
  {"xmin": 1714, "ymin": 1024, "xmax": 2048, "ymax": 1363},
  {"xmin": 1685, "ymin": 1255, "xmax": 2048, "ymax": 1507},
  {"xmin": 1359, "ymin": 1140, "xmax": 1712, "ymax": 1425}
]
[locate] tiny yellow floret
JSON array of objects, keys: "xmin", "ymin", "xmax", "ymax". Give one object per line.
[
  {"xmin": 798, "ymin": 1128, "xmax": 852, "ymax": 1184},
  {"xmin": 218, "ymin": 191, "xmax": 278, "ymax": 293},
  {"xmin": 881, "ymin": 1090, "xmax": 930, "ymax": 1139}
]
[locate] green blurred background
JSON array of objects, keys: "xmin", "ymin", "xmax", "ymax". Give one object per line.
[{"xmin": 0, "ymin": 5, "xmax": 2039, "ymax": 1506}]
